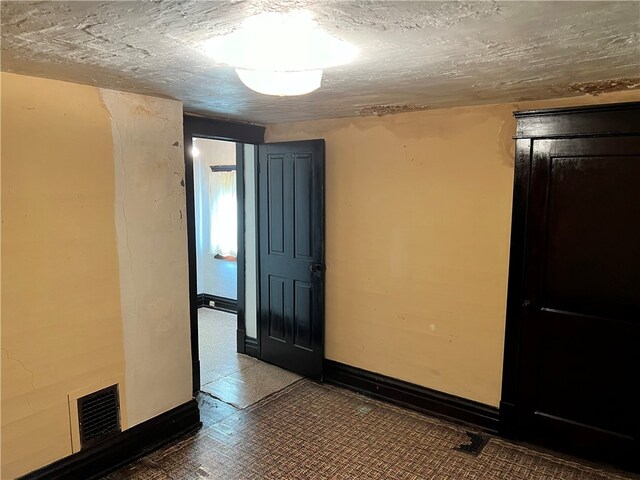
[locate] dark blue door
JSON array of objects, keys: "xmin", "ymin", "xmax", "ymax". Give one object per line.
[{"xmin": 258, "ymin": 140, "xmax": 325, "ymax": 379}]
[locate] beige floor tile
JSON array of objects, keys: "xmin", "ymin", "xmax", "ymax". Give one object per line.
[
  {"xmin": 201, "ymin": 361, "xmax": 301, "ymax": 408},
  {"xmin": 198, "ymin": 308, "xmax": 260, "ymax": 386},
  {"xmin": 198, "ymin": 308, "xmax": 300, "ymax": 408}
]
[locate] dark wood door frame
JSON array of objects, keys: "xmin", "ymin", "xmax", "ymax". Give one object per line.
[
  {"xmin": 500, "ymin": 102, "xmax": 640, "ymax": 467},
  {"xmin": 183, "ymin": 114, "xmax": 265, "ymax": 393}
]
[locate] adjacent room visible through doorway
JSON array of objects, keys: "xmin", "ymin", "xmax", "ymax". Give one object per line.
[
  {"xmin": 193, "ymin": 137, "xmax": 238, "ymax": 307},
  {"xmin": 190, "ymin": 136, "xmax": 301, "ymax": 409},
  {"xmin": 197, "ymin": 308, "xmax": 300, "ymax": 408}
]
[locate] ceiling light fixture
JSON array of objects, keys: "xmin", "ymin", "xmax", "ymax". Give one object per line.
[{"xmin": 202, "ymin": 10, "xmax": 358, "ymax": 96}]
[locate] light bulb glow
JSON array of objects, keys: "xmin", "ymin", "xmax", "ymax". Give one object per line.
[
  {"xmin": 236, "ymin": 69, "xmax": 322, "ymax": 96},
  {"xmin": 191, "ymin": 146, "xmax": 200, "ymax": 157},
  {"xmin": 201, "ymin": 10, "xmax": 358, "ymax": 96}
]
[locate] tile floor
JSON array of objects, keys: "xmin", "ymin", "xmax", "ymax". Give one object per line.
[
  {"xmin": 105, "ymin": 308, "xmax": 637, "ymax": 479},
  {"xmin": 198, "ymin": 308, "xmax": 300, "ymax": 408},
  {"xmin": 107, "ymin": 380, "xmax": 637, "ymax": 480}
]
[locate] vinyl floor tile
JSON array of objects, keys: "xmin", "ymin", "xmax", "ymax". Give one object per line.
[
  {"xmin": 106, "ymin": 381, "xmax": 638, "ymax": 480},
  {"xmin": 198, "ymin": 308, "xmax": 260, "ymax": 388}
]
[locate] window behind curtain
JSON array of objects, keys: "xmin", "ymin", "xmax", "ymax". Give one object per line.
[{"xmin": 209, "ymin": 169, "xmax": 237, "ymax": 257}]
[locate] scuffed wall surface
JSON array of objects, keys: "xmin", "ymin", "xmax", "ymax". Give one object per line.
[
  {"xmin": 1, "ymin": 73, "xmax": 126, "ymax": 479},
  {"xmin": 1, "ymin": 73, "xmax": 192, "ymax": 478},
  {"xmin": 265, "ymin": 90, "xmax": 640, "ymax": 407},
  {"xmin": 100, "ymin": 90, "xmax": 192, "ymax": 427}
]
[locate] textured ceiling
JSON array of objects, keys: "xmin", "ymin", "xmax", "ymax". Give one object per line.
[{"xmin": 1, "ymin": 1, "xmax": 639, "ymax": 124}]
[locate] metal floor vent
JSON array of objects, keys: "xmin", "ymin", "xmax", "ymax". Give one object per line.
[
  {"xmin": 454, "ymin": 431, "xmax": 489, "ymax": 456},
  {"xmin": 78, "ymin": 384, "xmax": 121, "ymax": 449}
]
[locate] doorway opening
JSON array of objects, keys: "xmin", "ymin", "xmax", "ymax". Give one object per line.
[
  {"xmin": 193, "ymin": 137, "xmax": 238, "ymax": 309},
  {"xmin": 185, "ymin": 118, "xmax": 305, "ymax": 409}
]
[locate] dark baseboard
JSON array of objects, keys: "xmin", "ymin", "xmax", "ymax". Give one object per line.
[
  {"xmin": 245, "ymin": 337, "xmax": 259, "ymax": 358},
  {"xmin": 498, "ymin": 400, "xmax": 517, "ymax": 438},
  {"xmin": 196, "ymin": 293, "xmax": 207, "ymax": 308},
  {"xmin": 323, "ymin": 360, "xmax": 499, "ymax": 433},
  {"xmin": 19, "ymin": 399, "xmax": 201, "ymax": 480},
  {"xmin": 236, "ymin": 329, "xmax": 259, "ymax": 358},
  {"xmin": 236, "ymin": 328, "xmax": 247, "ymax": 354},
  {"xmin": 197, "ymin": 293, "xmax": 237, "ymax": 313},
  {"xmin": 192, "ymin": 359, "xmax": 201, "ymax": 394}
]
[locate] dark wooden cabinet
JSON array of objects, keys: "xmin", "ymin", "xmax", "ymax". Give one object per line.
[{"xmin": 501, "ymin": 102, "xmax": 640, "ymax": 472}]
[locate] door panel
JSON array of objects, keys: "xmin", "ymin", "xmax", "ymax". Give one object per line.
[
  {"xmin": 294, "ymin": 154, "xmax": 313, "ymax": 260},
  {"xmin": 294, "ymin": 281, "xmax": 313, "ymax": 350},
  {"xmin": 518, "ymin": 136, "xmax": 640, "ymax": 466},
  {"xmin": 268, "ymin": 155, "xmax": 285, "ymax": 255},
  {"xmin": 259, "ymin": 140, "xmax": 324, "ymax": 378},
  {"xmin": 544, "ymin": 155, "xmax": 640, "ymax": 318},
  {"xmin": 268, "ymin": 275, "xmax": 286, "ymax": 341},
  {"xmin": 534, "ymin": 310, "xmax": 637, "ymax": 438}
]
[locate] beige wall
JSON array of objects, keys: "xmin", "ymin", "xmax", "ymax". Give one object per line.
[
  {"xmin": 1, "ymin": 73, "xmax": 192, "ymax": 478},
  {"xmin": 1, "ymin": 73, "xmax": 127, "ymax": 478},
  {"xmin": 266, "ymin": 89, "xmax": 640, "ymax": 407},
  {"xmin": 1, "ymin": 69, "xmax": 638, "ymax": 477}
]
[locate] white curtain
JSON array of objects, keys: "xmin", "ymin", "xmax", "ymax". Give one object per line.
[{"xmin": 209, "ymin": 170, "xmax": 237, "ymax": 257}]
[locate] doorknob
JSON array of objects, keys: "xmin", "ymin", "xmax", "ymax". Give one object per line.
[{"xmin": 309, "ymin": 263, "xmax": 326, "ymax": 276}]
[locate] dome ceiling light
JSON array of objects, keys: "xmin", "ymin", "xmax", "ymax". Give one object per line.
[{"xmin": 202, "ymin": 10, "xmax": 358, "ymax": 96}]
